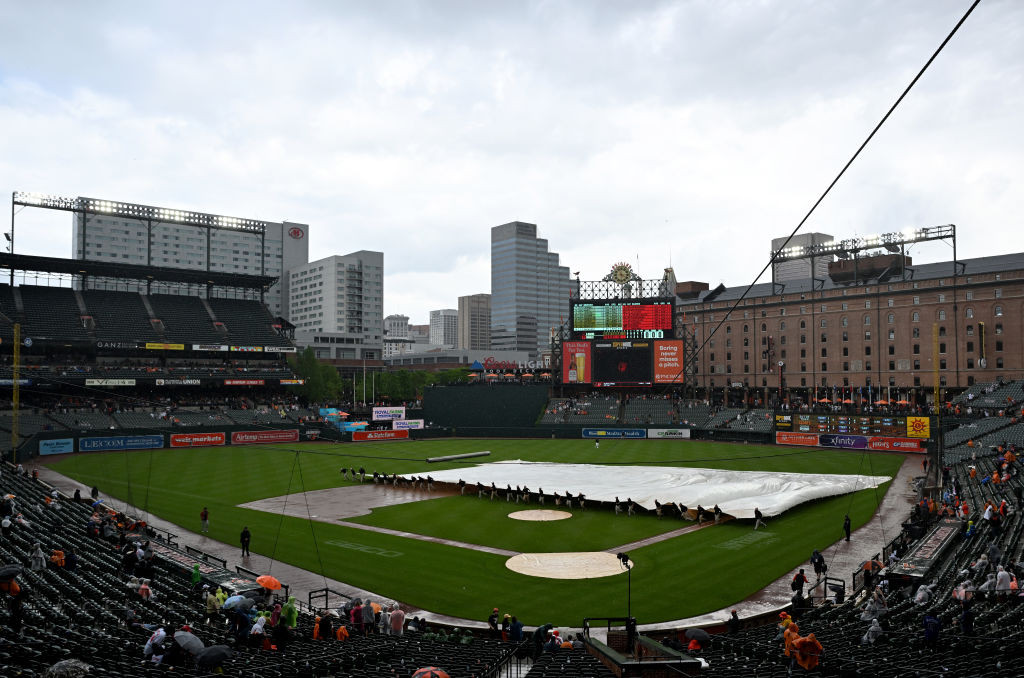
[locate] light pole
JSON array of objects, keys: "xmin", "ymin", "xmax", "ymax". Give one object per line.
[{"xmin": 618, "ymin": 552, "xmax": 634, "ymax": 654}]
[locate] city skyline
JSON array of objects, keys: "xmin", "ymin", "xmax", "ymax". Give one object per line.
[{"xmin": 2, "ymin": 1, "xmax": 1021, "ymax": 324}]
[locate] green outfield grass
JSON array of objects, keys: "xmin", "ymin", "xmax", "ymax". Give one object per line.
[{"xmin": 47, "ymin": 438, "xmax": 904, "ymax": 626}]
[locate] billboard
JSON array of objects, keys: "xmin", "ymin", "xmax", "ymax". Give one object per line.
[
  {"xmin": 224, "ymin": 379, "xmax": 265, "ymax": 386},
  {"xmin": 562, "ymin": 341, "xmax": 592, "ymax": 384},
  {"xmin": 145, "ymin": 342, "xmax": 185, "ymax": 351},
  {"xmin": 653, "ymin": 340, "xmax": 684, "ymax": 384},
  {"xmin": 231, "ymin": 429, "xmax": 299, "ymax": 445},
  {"xmin": 592, "ymin": 341, "xmax": 652, "ymax": 386},
  {"xmin": 170, "ymin": 432, "xmax": 226, "ymax": 448},
  {"xmin": 85, "ymin": 378, "xmax": 136, "ymax": 386},
  {"xmin": 353, "ymin": 430, "xmax": 410, "ymax": 442},
  {"xmin": 39, "ymin": 438, "xmax": 74, "ymax": 455},
  {"xmin": 372, "ymin": 406, "xmax": 406, "ymax": 421},
  {"xmin": 582, "ymin": 428, "xmax": 646, "ymax": 439},
  {"xmin": 776, "ymin": 431, "xmax": 924, "ymax": 452},
  {"xmin": 393, "ymin": 419, "xmax": 425, "ymax": 430},
  {"xmin": 647, "ymin": 428, "xmax": 691, "ymax": 439},
  {"xmin": 192, "ymin": 344, "xmax": 229, "ymax": 352},
  {"xmin": 79, "ymin": 435, "xmax": 164, "ymax": 451},
  {"xmin": 155, "ymin": 378, "xmax": 201, "ymax": 386}
]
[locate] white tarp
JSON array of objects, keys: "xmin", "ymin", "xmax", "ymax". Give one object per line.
[{"xmin": 425, "ymin": 460, "xmax": 890, "ymax": 519}]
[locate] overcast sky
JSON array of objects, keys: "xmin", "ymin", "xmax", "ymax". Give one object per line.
[{"xmin": 1, "ymin": 1, "xmax": 1020, "ymax": 324}]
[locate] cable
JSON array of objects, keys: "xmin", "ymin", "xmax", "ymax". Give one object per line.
[
  {"xmin": 295, "ymin": 449, "xmax": 330, "ymax": 591},
  {"xmin": 679, "ymin": 0, "xmax": 983, "ymax": 379},
  {"xmin": 267, "ymin": 451, "xmax": 300, "ymax": 572}
]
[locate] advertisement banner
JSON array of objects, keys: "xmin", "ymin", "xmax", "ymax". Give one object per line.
[
  {"xmin": 392, "ymin": 419, "xmax": 425, "ymax": 430},
  {"xmin": 0, "ymin": 378, "xmax": 32, "ymax": 386},
  {"xmin": 231, "ymin": 429, "xmax": 299, "ymax": 445},
  {"xmin": 775, "ymin": 431, "xmax": 821, "ymax": 446},
  {"xmin": 868, "ymin": 437, "xmax": 924, "ymax": 452},
  {"xmin": 155, "ymin": 378, "xmax": 201, "ymax": 386},
  {"xmin": 353, "ymin": 430, "xmax": 410, "ymax": 442},
  {"xmin": 79, "ymin": 435, "xmax": 164, "ymax": 452},
  {"xmin": 562, "ymin": 340, "xmax": 592, "ymax": 384},
  {"xmin": 372, "ymin": 406, "xmax": 406, "ymax": 421},
  {"xmin": 653, "ymin": 340, "xmax": 685, "ymax": 383},
  {"xmin": 192, "ymin": 344, "xmax": 229, "ymax": 352},
  {"xmin": 39, "ymin": 438, "xmax": 75, "ymax": 455},
  {"xmin": 278, "ymin": 379, "xmax": 305, "ymax": 385},
  {"xmin": 145, "ymin": 342, "xmax": 185, "ymax": 351},
  {"xmin": 224, "ymin": 379, "xmax": 265, "ymax": 386},
  {"xmin": 230, "ymin": 346, "xmax": 264, "ymax": 352},
  {"xmin": 819, "ymin": 434, "xmax": 869, "ymax": 450},
  {"xmin": 774, "ymin": 414, "xmax": 793, "ymax": 431},
  {"xmin": 582, "ymin": 428, "xmax": 647, "ymax": 439},
  {"xmin": 906, "ymin": 416, "xmax": 931, "ymax": 439},
  {"xmin": 647, "ymin": 428, "xmax": 691, "ymax": 439},
  {"xmin": 96, "ymin": 340, "xmax": 139, "ymax": 350},
  {"xmin": 85, "ymin": 378, "xmax": 136, "ymax": 386},
  {"xmin": 264, "ymin": 346, "xmax": 298, "ymax": 353},
  {"xmin": 170, "ymin": 432, "xmax": 226, "ymax": 448}
]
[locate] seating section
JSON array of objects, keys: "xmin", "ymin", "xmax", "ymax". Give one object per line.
[
  {"xmin": 44, "ymin": 412, "xmax": 116, "ymax": 431},
  {"xmin": 540, "ymin": 396, "xmax": 620, "ymax": 425},
  {"xmin": 622, "ymin": 397, "xmax": 675, "ymax": 425},
  {"xmin": 208, "ymin": 298, "xmax": 291, "ymax": 347},
  {"xmin": 0, "ymin": 414, "xmax": 66, "ymax": 435},
  {"xmin": 723, "ymin": 409, "xmax": 773, "ymax": 433},
  {"xmin": 16, "ymin": 285, "xmax": 90, "ymax": 341},
  {"xmin": 526, "ymin": 647, "xmax": 616, "ymax": 677},
  {"xmin": 0, "ymin": 467, "xmax": 518, "ymax": 677},
  {"xmin": 82, "ymin": 290, "xmax": 162, "ymax": 343},
  {"xmin": 111, "ymin": 412, "xmax": 172, "ymax": 429},
  {"xmin": 703, "ymin": 408, "xmax": 745, "ymax": 429},
  {"xmin": 148, "ymin": 294, "xmax": 223, "ymax": 344}
]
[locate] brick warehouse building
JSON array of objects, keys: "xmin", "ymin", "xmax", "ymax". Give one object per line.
[{"xmin": 675, "ymin": 252, "xmax": 1024, "ymax": 404}]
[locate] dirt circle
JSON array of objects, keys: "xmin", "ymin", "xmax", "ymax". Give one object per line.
[
  {"xmin": 508, "ymin": 509, "xmax": 573, "ymax": 522},
  {"xmin": 506, "ymin": 552, "xmax": 632, "ymax": 579}
]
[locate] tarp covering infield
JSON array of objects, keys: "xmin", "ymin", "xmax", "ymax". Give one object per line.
[{"xmin": 423, "ymin": 461, "xmax": 891, "ymax": 519}]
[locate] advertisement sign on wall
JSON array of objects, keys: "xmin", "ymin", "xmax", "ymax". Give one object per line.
[
  {"xmin": 776, "ymin": 431, "xmax": 924, "ymax": 452},
  {"xmin": 155, "ymin": 378, "xmax": 201, "ymax": 386},
  {"xmin": 372, "ymin": 406, "xmax": 406, "ymax": 421},
  {"xmin": 85, "ymin": 379, "xmax": 136, "ymax": 386},
  {"xmin": 653, "ymin": 340, "xmax": 685, "ymax": 384},
  {"xmin": 145, "ymin": 343, "xmax": 185, "ymax": 351},
  {"xmin": 392, "ymin": 419, "xmax": 425, "ymax": 430},
  {"xmin": 39, "ymin": 438, "xmax": 75, "ymax": 455},
  {"xmin": 79, "ymin": 435, "xmax": 164, "ymax": 451},
  {"xmin": 353, "ymin": 430, "xmax": 410, "ymax": 442},
  {"xmin": 192, "ymin": 344, "xmax": 229, "ymax": 352},
  {"xmin": 224, "ymin": 379, "xmax": 266, "ymax": 386},
  {"xmin": 582, "ymin": 428, "xmax": 646, "ymax": 439},
  {"xmin": 170, "ymin": 432, "xmax": 226, "ymax": 448},
  {"xmin": 231, "ymin": 430, "xmax": 299, "ymax": 445},
  {"xmin": 562, "ymin": 341, "xmax": 592, "ymax": 384},
  {"xmin": 647, "ymin": 428, "xmax": 691, "ymax": 439}
]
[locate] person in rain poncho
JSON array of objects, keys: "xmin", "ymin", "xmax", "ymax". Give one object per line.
[
  {"xmin": 143, "ymin": 627, "xmax": 166, "ymax": 662},
  {"xmin": 204, "ymin": 586, "xmax": 221, "ymax": 625},
  {"xmin": 783, "ymin": 623, "xmax": 800, "ymax": 657},
  {"xmin": 270, "ymin": 603, "xmax": 282, "ymax": 627},
  {"xmin": 138, "ymin": 579, "xmax": 153, "ymax": 600},
  {"xmin": 282, "ymin": 595, "xmax": 298, "ymax": 628},
  {"xmin": 361, "ymin": 599, "xmax": 375, "ymax": 635},
  {"xmin": 793, "ymin": 633, "xmax": 823, "ymax": 671},
  {"xmin": 978, "ymin": 572, "xmax": 997, "ymax": 596},
  {"xmin": 249, "ymin": 615, "xmax": 268, "ymax": 647},
  {"xmin": 861, "ymin": 619, "xmax": 884, "ymax": 645},
  {"xmin": 215, "ymin": 586, "xmax": 227, "ymax": 606},
  {"xmin": 996, "ymin": 565, "xmax": 1012, "ymax": 596},
  {"xmin": 191, "ymin": 564, "xmax": 201, "ymax": 587},
  {"xmin": 915, "ymin": 582, "xmax": 936, "ymax": 606},
  {"xmin": 30, "ymin": 543, "xmax": 46, "ymax": 571},
  {"xmin": 319, "ymin": 610, "xmax": 334, "ymax": 639}
]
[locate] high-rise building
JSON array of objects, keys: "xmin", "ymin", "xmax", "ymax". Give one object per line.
[
  {"xmin": 490, "ymin": 221, "xmax": 572, "ymax": 355},
  {"xmin": 429, "ymin": 309, "xmax": 458, "ymax": 347},
  {"xmin": 771, "ymin": 232, "xmax": 835, "ymax": 283},
  {"xmin": 71, "ymin": 196, "xmax": 308, "ymax": 318},
  {"xmin": 289, "ymin": 250, "xmax": 384, "ymax": 359},
  {"xmin": 383, "ymin": 314, "xmax": 414, "ymax": 358},
  {"xmin": 458, "ymin": 293, "xmax": 491, "ymax": 350},
  {"xmin": 409, "ymin": 324, "xmax": 430, "ymax": 344}
]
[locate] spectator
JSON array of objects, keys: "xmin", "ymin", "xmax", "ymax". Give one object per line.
[
  {"xmin": 923, "ymin": 613, "xmax": 942, "ymax": 648},
  {"xmin": 389, "ymin": 605, "xmax": 406, "ymax": 636}
]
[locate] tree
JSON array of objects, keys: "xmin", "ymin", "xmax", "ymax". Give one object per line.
[{"xmin": 289, "ymin": 348, "xmax": 343, "ymax": 403}]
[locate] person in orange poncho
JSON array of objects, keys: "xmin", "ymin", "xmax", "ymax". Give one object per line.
[
  {"xmin": 335, "ymin": 624, "xmax": 349, "ymax": 641},
  {"xmin": 793, "ymin": 632, "xmax": 823, "ymax": 671},
  {"xmin": 783, "ymin": 622, "xmax": 800, "ymax": 657}
]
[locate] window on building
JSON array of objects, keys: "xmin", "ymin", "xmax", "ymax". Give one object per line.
[
  {"xmin": 912, "ymin": 312, "xmax": 920, "ymax": 322},
  {"xmin": 888, "ymin": 329, "xmax": 895, "ymax": 340},
  {"xmin": 966, "ymin": 291, "xmax": 973, "ymax": 300},
  {"xmin": 843, "ymin": 362, "xmax": 849, "ymax": 371},
  {"xmin": 914, "ymin": 376, "xmax": 921, "ymax": 386},
  {"xmin": 913, "ymin": 296, "xmax": 920, "ymax": 305},
  {"xmin": 800, "ymin": 320, "xmax": 806, "ymax": 329},
  {"xmin": 800, "ymin": 334, "xmax": 806, "ymax": 344},
  {"xmin": 939, "ymin": 327, "xmax": 946, "ymax": 337},
  {"xmin": 842, "ymin": 347, "xmax": 849, "ymax": 357},
  {"xmin": 997, "ymin": 358, "xmax": 1004, "ymax": 368},
  {"xmin": 887, "ymin": 313, "xmax": 894, "ymax": 324},
  {"xmin": 761, "ymin": 323, "xmax": 767, "ymax": 332},
  {"xmin": 887, "ymin": 298, "xmax": 894, "ymax": 307},
  {"xmin": 995, "ymin": 306, "xmax": 1003, "ymax": 316},
  {"xmin": 780, "ymin": 321, "xmax": 786, "ymax": 330},
  {"xmin": 966, "ymin": 324, "xmax": 974, "ymax": 336},
  {"xmin": 843, "ymin": 331, "xmax": 849, "ymax": 342},
  {"xmin": 865, "ymin": 346, "xmax": 872, "ymax": 356},
  {"xmin": 743, "ymin": 324, "xmax": 749, "ymax": 332},
  {"xmin": 995, "ymin": 288, "xmax": 1002, "ymax": 298},
  {"xmin": 821, "ymin": 347, "xmax": 827, "ymax": 357},
  {"xmin": 967, "ymin": 358, "xmax": 975, "ymax": 369},
  {"xmin": 888, "ymin": 345, "xmax": 895, "ymax": 355},
  {"xmin": 888, "ymin": 360, "xmax": 895, "ymax": 370},
  {"xmin": 938, "ymin": 294, "xmax": 945, "ymax": 303},
  {"xmin": 726, "ymin": 326, "xmax": 732, "ymax": 334},
  {"xmin": 940, "ymin": 359, "xmax": 947, "ymax": 370},
  {"xmin": 800, "ymin": 348, "xmax": 806, "ymax": 358},
  {"xmin": 939, "ymin": 342, "xmax": 947, "ymax": 354},
  {"xmin": 864, "ymin": 314, "xmax": 871, "ymax": 326},
  {"xmin": 967, "ymin": 341, "xmax": 974, "ymax": 353},
  {"xmin": 841, "ymin": 316, "xmax": 848, "ymax": 327},
  {"xmin": 913, "ymin": 327, "xmax": 920, "ymax": 338},
  {"xmin": 821, "ymin": 333, "xmax": 827, "ymax": 343},
  {"xmin": 966, "ymin": 308, "xmax": 974, "ymax": 318},
  {"xmin": 995, "ymin": 323, "xmax": 1003, "ymax": 334},
  {"xmin": 913, "ymin": 344, "xmax": 920, "ymax": 355},
  {"xmin": 938, "ymin": 310, "xmax": 946, "ymax": 321},
  {"xmin": 841, "ymin": 303, "xmax": 848, "ymax": 311},
  {"xmin": 820, "ymin": 318, "xmax": 827, "ymax": 328},
  {"xmin": 821, "ymin": 362, "xmax": 828, "ymax": 372}
]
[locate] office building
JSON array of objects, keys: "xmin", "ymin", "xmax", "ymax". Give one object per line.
[
  {"xmin": 383, "ymin": 314, "xmax": 414, "ymax": 358},
  {"xmin": 771, "ymin": 232, "xmax": 834, "ymax": 283},
  {"xmin": 490, "ymin": 221, "xmax": 573, "ymax": 355},
  {"xmin": 289, "ymin": 250, "xmax": 384, "ymax": 360},
  {"xmin": 458, "ymin": 293, "xmax": 491, "ymax": 350},
  {"xmin": 429, "ymin": 309, "xmax": 458, "ymax": 347},
  {"xmin": 71, "ymin": 196, "xmax": 308, "ymax": 318}
]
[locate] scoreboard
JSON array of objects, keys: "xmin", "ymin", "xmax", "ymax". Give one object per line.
[
  {"xmin": 572, "ymin": 299, "xmax": 674, "ymax": 340},
  {"xmin": 782, "ymin": 414, "xmax": 909, "ymax": 437}
]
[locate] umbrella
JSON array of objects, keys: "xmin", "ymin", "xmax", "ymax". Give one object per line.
[
  {"xmin": 196, "ymin": 644, "xmax": 233, "ymax": 669},
  {"xmin": 816, "ymin": 398, "xmax": 830, "ymax": 403},
  {"xmin": 684, "ymin": 628, "xmax": 711, "ymax": 645},
  {"xmin": 842, "ymin": 399, "xmax": 854, "ymax": 404},
  {"xmin": 485, "ymin": 373, "xmax": 498, "ymax": 378},
  {"xmin": 257, "ymin": 575, "xmax": 282, "ymax": 590},
  {"xmin": 91, "ymin": 500, "xmax": 103, "ymax": 508},
  {"xmin": 174, "ymin": 630, "xmax": 205, "ymax": 656},
  {"xmin": 860, "ymin": 560, "xmax": 884, "ymax": 573},
  {"xmin": 370, "ymin": 601, "xmax": 382, "ymax": 613},
  {"xmin": 503, "ymin": 373, "xmax": 516, "ymax": 377},
  {"xmin": 896, "ymin": 399, "xmax": 910, "ymax": 405},
  {"xmin": 44, "ymin": 659, "xmax": 92, "ymax": 678},
  {"xmin": 468, "ymin": 373, "xmax": 479, "ymax": 378},
  {"xmin": 521, "ymin": 373, "xmax": 534, "ymax": 377},
  {"xmin": 3, "ymin": 493, "xmax": 14, "ymax": 499},
  {"xmin": 0, "ymin": 563, "xmax": 23, "ymax": 582},
  {"xmin": 223, "ymin": 595, "xmax": 253, "ymax": 610},
  {"xmin": 874, "ymin": 399, "xmax": 889, "ymax": 405}
]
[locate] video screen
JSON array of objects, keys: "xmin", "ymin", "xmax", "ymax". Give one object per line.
[
  {"xmin": 592, "ymin": 341, "xmax": 653, "ymax": 386},
  {"xmin": 572, "ymin": 299, "xmax": 673, "ymax": 339}
]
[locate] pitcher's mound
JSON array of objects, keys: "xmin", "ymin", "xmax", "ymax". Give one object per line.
[
  {"xmin": 506, "ymin": 552, "xmax": 631, "ymax": 579},
  {"xmin": 508, "ymin": 509, "xmax": 572, "ymax": 522}
]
